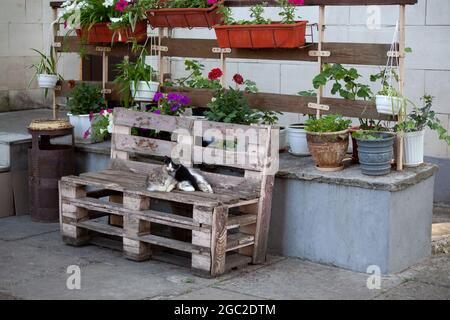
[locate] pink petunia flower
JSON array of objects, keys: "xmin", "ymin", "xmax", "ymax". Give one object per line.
[
  {"xmin": 207, "ymin": 0, "xmax": 218, "ymax": 5},
  {"xmin": 115, "ymin": 0, "xmax": 129, "ymax": 12},
  {"xmin": 89, "ymin": 111, "xmax": 94, "ymax": 122},
  {"xmin": 288, "ymin": 0, "xmax": 305, "ymax": 5},
  {"xmin": 83, "ymin": 129, "xmax": 90, "ymax": 139}
]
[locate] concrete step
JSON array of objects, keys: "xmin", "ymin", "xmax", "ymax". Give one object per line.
[{"xmin": 432, "ymin": 205, "xmax": 450, "ymax": 254}]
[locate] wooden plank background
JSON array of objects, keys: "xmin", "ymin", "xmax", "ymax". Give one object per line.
[
  {"xmin": 56, "ymin": 81, "xmax": 394, "ymax": 120},
  {"xmin": 55, "ymin": 36, "xmax": 391, "ymax": 66}
]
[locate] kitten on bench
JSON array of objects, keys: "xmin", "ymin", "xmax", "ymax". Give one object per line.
[{"xmin": 146, "ymin": 156, "xmax": 214, "ymax": 194}]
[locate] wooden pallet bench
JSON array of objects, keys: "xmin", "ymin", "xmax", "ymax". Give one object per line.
[{"xmin": 59, "ymin": 108, "xmax": 276, "ymax": 277}]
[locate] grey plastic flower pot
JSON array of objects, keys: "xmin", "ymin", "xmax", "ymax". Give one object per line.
[{"xmin": 356, "ymin": 132, "xmax": 396, "ymax": 176}]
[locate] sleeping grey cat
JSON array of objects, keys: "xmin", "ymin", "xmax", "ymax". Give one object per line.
[{"xmin": 146, "ymin": 157, "xmax": 214, "ymax": 193}]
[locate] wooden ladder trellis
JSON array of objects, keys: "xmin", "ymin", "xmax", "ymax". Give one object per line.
[{"xmin": 50, "ymin": 2, "xmax": 410, "ymax": 170}]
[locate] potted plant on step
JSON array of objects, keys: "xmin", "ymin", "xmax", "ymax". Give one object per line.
[
  {"xmin": 213, "ymin": 0, "xmax": 308, "ymax": 49},
  {"xmin": 115, "ymin": 46, "xmax": 159, "ymax": 106},
  {"xmin": 84, "ymin": 109, "xmax": 114, "ymax": 142},
  {"xmin": 67, "ymin": 83, "xmax": 106, "ymax": 143},
  {"xmin": 145, "ymin": 0, "xmax": 224, "ymax": 29},
  {"xmin": 396, "ymin": 95, "xmax": 450, "ymax": 167},
  {"xmin": 287, "ymin": 123, "xmax": 309, "ymax": 156},
  {"xmin": 305, "ymin": 114, "xmax": 351, "ymax": 172},
  {"xmin": 352, "ymin": 130, "xmax": 396, "ymax": 176},
  {"xmin": 60, "ymin": 0, "xmax": 147, "ymax": 44},
  {"xmin": 29, "ymin": 48, "xmax": 62, "ymax": 91}
]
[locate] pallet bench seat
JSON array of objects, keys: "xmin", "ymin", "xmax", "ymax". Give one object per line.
[{"xmin": 59, "ymin": 108, "xmax": 276, "ymax": 277}]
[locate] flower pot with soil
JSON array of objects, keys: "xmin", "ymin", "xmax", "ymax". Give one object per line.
[
  {"xmin": 213, "ymin": 0, "xmax": 307, "ymax": 49},
  {"xmin": 75, "ymin": 20, "xmax": 148, "ymax": 44},
  {"xmin": 67, "ymin": 83, "xmax": 106, "ymax": 143},
  {"xmin": 29, "ymin": 48, "xmax": 62, "ymax": 91},
  {"xmin": 288, "ymin": 124, "xmax": 309, "ymax": 156},
  {"xmin": 146, "ymin": 0, "xmax": 224, "ymax": 29},
  {"xmin": 395, "ymin": 95, "xmax": 450, "ymax": 167},
  {"xmin": 305, "ymin": 115, "xmax": 351, "ymax": 172},
  {"xmin": 60, "ymin": 0, "xmax": 147, "ymax": 45},
  {"xmin": 353, "ymin": 131, "xmax": 396, "ymax": 176}
]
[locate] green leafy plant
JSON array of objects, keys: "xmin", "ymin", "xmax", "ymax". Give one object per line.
[
  {"xmin": 370, "ymin": 68, "xmax": 401, "ymax": 97},
  {"xmin": 114, "ymin": 44, "xmax": 158, "ymax": 107},
  {"xmin": 396, "ymin": 95, "xmax": 450, "ymax": 145},
  {"xmin": 85, "ymin": 109, "xmax": 114, "ymax": 141},
  {"xmin": 313, "ymin": 63, "xmax": 373, "ymax": 101},
  {"xmin": 168, "ymin": 60, "xmax": 222, "ymax": 90},
  {"xmin": 278, "ymin": 0, "xmax": 302, "ymax": 24},
  {"xmin": 28, "ymin": 47, "xmax": 63, "ymax": 97},
  {"xmin": 305, "ymin": 114, "xmax": 351, "ymax": 133},
  {"xmin": 352, "ymin": 130, "xmax": 387, "ymax": 140},
  {"xmin": 67, "ymin": 83, "xmax": 106, "ymax": 115},
  {"xmin": 250, "ymin": 4, "xmax": 271, "ymax": 24}
]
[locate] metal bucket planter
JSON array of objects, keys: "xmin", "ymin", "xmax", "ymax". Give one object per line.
[
  {"xmin": 355, "ymin": 131, "xmax": 396, "ymax": 176},
  {"xmin": 306, "ymin": 129, "xmax": 349, "ymax": 172}
]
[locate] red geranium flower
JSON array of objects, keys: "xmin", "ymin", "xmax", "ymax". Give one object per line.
[
  {"xmin": 208, "ymin": 68, "xmax": 223, "ymax": 81},
  {"xmin": 233, "ymin": 74, "xmax": 244, "ymax": 85},
  {"xmin": 68, "ymin": 80, "xmax": 76, "ymax": 89}
]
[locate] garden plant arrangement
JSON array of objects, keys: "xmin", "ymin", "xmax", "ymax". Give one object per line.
[
  {"xmin": 305, "ymin": 114, "xmax": 351, "ymax": 172},
  {"xmin": 144, "ymin": 0, "xmax": 224, "ymax": 29},
  {"xmin": 28, "ymin": 47, "xmax": 62, "ymax": 93},
  {"xmin": 166, "ymin": 60, "xmax": 223, "ymax": 90},
  {"xmin": 114, "ymin": 45, "xmax": 159, "ymax": 106},
  {"xmin": 213, "ymin": 0, "xmax": 308, "ymax": 48},
  {"xmin": 84, "ymin": 108, "xmax": 114, "ymax": 141},
  {"xmin": 396, "ymin": 95, "xmax": 450, "ymax": 166},
  {"xmin": 59, "ymin": 0, "xmax": 148, "ymax": 44},
  {"xmin": 66, "ymin": 82, "xmax": 106, "ymax": 142}
]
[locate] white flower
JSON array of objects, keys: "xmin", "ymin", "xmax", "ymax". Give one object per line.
[
  {"xmin": 61, "ymin": 0, "xmax": 73, "ymax": 8},
  {"xmin": 110, "ymin": 17, "xmax": 124, "ymax": 23},
  {"xmin": 103, "ymin": 0, "xmax": 114, "ymax": 7}
]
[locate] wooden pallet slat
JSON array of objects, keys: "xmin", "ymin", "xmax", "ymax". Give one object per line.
[{"xmin": 226, "ymin": 232, "xmax": 255, "ymax": 251}]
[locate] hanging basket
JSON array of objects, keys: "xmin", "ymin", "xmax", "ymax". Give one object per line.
[
  {"xmin": 76, "ymin": 21, "xmax": 148, "ymax": 44},
  {"xmin": 146, "ymin": 1, "xmax": 224, "ymax": 29},
  {"xmin": 213, "ymin": 21, "xmax": 308, "ymax": 49}
]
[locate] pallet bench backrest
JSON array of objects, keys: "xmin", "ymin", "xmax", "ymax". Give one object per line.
[{"xmin": 110, "ymin": 108, "xmax": 277, "ymax": 187}]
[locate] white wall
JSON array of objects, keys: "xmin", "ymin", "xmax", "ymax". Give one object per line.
[{"xmin": 0, "ymin": 0, "xmax": 448, "ymax": 157}]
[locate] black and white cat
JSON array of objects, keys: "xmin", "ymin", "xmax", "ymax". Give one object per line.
[{"xmin": 146, "ymin": 156, "xmax": 214, "ymax": 194}]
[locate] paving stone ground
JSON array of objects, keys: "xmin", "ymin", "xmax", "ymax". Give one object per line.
[{"xmin": 0, "ymin": 216, "xmax": 449, "ymax": 300}]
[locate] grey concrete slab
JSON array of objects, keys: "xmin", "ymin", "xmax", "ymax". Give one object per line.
[
  {"xmin": 0, "ymin": 240, "xmax": 92, "ymax": 289},
  {"xmin": 0, "ymin": 216, "xmax": 59, "ymax": 241},
  {"xmin": 406, "ymin": 254, "xmax": 450, "ymax": 288},
  {"xmin": 173, "ymin": 287, "xmax": 267, "ymax": 300},
  {"xmin": 0, "ymin": 109, "xmax": 54, "ymax": 136},
  {"xmin": 6, "ymin": 259, "xmax": 218, "ymax": 300},
  {"xmin": 215, "ymin": 258, "xmax": 405, "ymax": 300},
  {"xmin": 373, "ymin": 281, "xmax": 450, "ymax": 300}
]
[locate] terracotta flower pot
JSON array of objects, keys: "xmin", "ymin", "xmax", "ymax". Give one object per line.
[
  {"xmin": 76, "ymin": 21, "xmax": 148, "ymax": 44},
  {"xmin": 146, "ymin": 1, "xmax": 223, "ymax": 29},
  {"xmin": 213, "ymin": 21, "xmax": 308, "ymax": 49},
  {"xmin": 306, "ymin": 129, "xmax": 350, "ymax": 172}
]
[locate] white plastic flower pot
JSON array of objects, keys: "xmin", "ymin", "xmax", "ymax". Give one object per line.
[
  {"xmin": 288, "ymin": 124, "xmax": 310, "ymax": 156},
  {"xmin": 130, "ymin": 81, "xmax": 159, "ymax": 102},
  {"xmin": 37, "ymin": 74, "xmax": 58, "ymax": 89},
  {"xmin": 68, "ymin": 113, "xmax": 98, "ymax": 143},
  {"xmin": 403, "ymin": 130, "xmax": 425, "ymax": 167},
  {"xmin": 376, "ymin": 95, "xmax": 404, "ymax": 115}
]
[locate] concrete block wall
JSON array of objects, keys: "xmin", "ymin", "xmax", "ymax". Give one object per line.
[
  {"xmin": 0, "ymin": 0, "xmax": 81, "ymax": 113},
  {"xmin": 0, "ymin": 0, "xmax": 448, "ymax": 160}
]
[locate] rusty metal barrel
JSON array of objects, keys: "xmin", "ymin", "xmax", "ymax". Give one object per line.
[{"xmin": 28, "ymin": 120, "xmax": 75, "ymax": 223}]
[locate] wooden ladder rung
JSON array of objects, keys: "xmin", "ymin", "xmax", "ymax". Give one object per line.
[
  {"xmin": 227, "ymin": 213, "xmax": 257, "ymax": 230},
  {"xmin": 227, "ymin": 233, "xmax": 255, "ymax": 252},
  {"xmin": 76, "ymin": 219, "xmax": 123, "ymax": 237},
  {"xmin": 66, "ymin": 197, "xmax": 203, "ymax": 230},
  {"xmin": 137, "ymin": 234, "xmax": 209, "ymax": 255}
]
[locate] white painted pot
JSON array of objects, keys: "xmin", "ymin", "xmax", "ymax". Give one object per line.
[
  {"xmin": 68, "ymin": 113, "xmax": 98, "ymax": 143},
  {"xmin": 279, "ymin": 127, "xmax": 288, "ymax": 151},
  {"xmin": 37, "ymin": 74, "xmax": 58, "ymax": 89},
  {"xmin": 403, "ymin": 130, "xmax": 425, "ymax": 167},
  {"xmin": 288, "ymin": 124, "xmax": 310, "ymax": 156},
  {"xmin": 130, "ymin": 81, "xmax": 159, "ymax": 102},
  {"xmin": 376, "ymin": 95, "xmax": 404, "ymax": 115}
]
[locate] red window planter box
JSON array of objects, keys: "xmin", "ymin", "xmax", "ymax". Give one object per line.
[
  {"xmin": 75, "ymin": 21, "xmax": 148, "ymax": 44},
  {"xmin": 213, "ymin": 21, "xmax": 308, "ymax": 49},
  {"xmin": 146, "ymin": 1, "xmax": 223, "ymax": 29}
]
